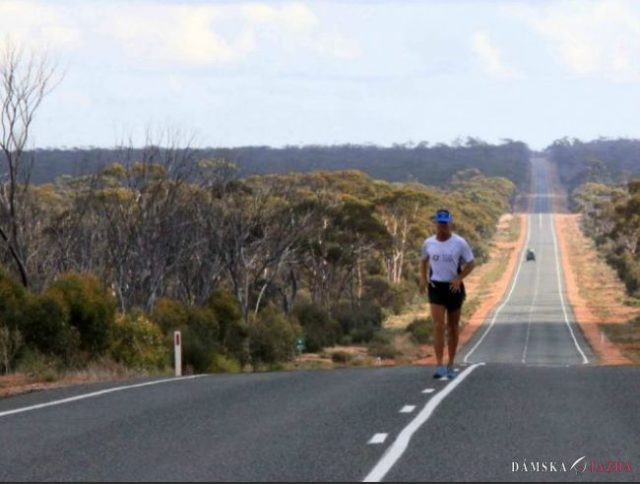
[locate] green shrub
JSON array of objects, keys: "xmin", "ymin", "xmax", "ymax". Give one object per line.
[
  {"xmin": 248, "ymin": 306, "xmax": 301, "ymax": 365},
  {"xmin": 209, "ymin": 353, "xmax": 242, "ymax": 373},
  {"xmin": 181, "ymin": 326, "xmax": 211, "ymax": 373},
  {"xmin": 367, "ymin": 341, "xmax": 399, "ymax": 359},
  {"xmin": 208, "ymin": 289, "xmax": 242, "ymax": 341},
  {"xmin": 187, "ymin": 306, "xmax": 220, "ymax": 346},
  {"xmin": 363, "ymin": 277, "xmax": 415, "ymax": 315},
  {"xmin": 15, "ymin": 348, "xmax": 60, "ymax": 382},
  {"xmin": 406, "ymin": 317, "xmax": 432, "ymax": 344},
  {"xmin": 150, "ymin": 298, "xmax": 189, "ymax": 333},
  {"xmin": 332, "ymin": 301, "xmax": 384, "ymax": 343},
  {"xmin": 0, "ymin": 267, "xmax": 27, "ymax": 330},
  {"xmin": 293, "ymin": 302, "xmax": 341, "ymax": 352},
  {"xmin": 0, "ymin": 324, "xmax": 23, "ymax": 374},
  {"xmin": 223, "ymin": 319, "xmax": 250, "ymax": 367},
  {"xmin": 109, "ymin": 311, "xmax": 169, "ymax": 370},
  {"xmin": 22, "ymin": 293, "xmax": 80, "ymax": 362},
  {"xmin": 46, "ymin": 273, "xmax": 117, "ymax": 355}
]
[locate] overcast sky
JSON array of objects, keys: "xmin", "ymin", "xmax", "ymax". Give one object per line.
[{"xmin": 3, "ymin": 0, "xmax": 640, "ymax": 150}]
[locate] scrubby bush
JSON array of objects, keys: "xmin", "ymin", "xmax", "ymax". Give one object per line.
[
  {"xmin": 248, "ymin": 306, "xmax": 301, "ymax": 366},
  {"xmin": 181, "ymin": 326, "xmax": 211, "ymax": 373},
  {"xmin": 223, "ymin": 319, "xmax": 250, "ymax": 367},
  {"xmin": 187, "ymin": 306, "xmax": 220, "ymax": 346},
  {"xmin": 109, "ymin": 311, "xmax": 169, "ymax": 370},
  {"xmin": 209, "ymin": 353, "xmax": 242, "ymax": 373},
  {"xmin": 22, "ymin": 293, "xmax": 80, "ymax": 363},
  {"xmin": 364, "ymin": 276, "xmax": 414, "ymax": 314},
  {"xmin": 179, "ymin": 306, "xmax": 220, "ymax": 373},
  {"xmin": 150, "ymin": 298, "xmax": 189, "ymax": 333},
  {"xmin": 293, "ymin": 302, "xmax": 341, "ymax": 352},
  {"xmin": 406, "ymin": 317, "xmax": 432, "ymax": 344},
  {"xmin": 0, "ymin": 268, "xmax": 28, "ymax": 330},
  {"xmin": 208, "ymin": 289, "xmax": 242, "ymax": 341},
  {"xmin": 332, "ymin": 301, "xmax": 384, "ymax": 343},
  {"xmin": 15, "ymin": 348, "xmax": 60, "ymax": 382},
  {"xmin": 331, "ymin": 350, "xmax": 352, "ymax": 364},
  {"xmin": 45, "ymin": 273, "xmax": 117, "ymax": 355},
  {"xmin": 0, "ymin": 324, "xmax": 23, "ymax": 374},
  {"xmin": 367, "ymin": 341, "xmax": 399, "ymax": 359}
]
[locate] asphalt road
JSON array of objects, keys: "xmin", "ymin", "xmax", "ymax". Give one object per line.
[
  {"xmin": 461, "ymin": 156, "xmax": 594, "ymax": 366},
  {"xmin": 2, "ymin": 157, "xmax": 639, "ymax": 482}
]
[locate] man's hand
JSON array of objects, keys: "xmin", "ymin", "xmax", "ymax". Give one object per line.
[{"xmin": 449, "ymin": 277, "xmax": 463, "ymax": 293}]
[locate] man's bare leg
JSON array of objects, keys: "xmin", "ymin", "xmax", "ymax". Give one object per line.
[
  {"xmin": 446, "ymin": 308, "xmax": 461, "ymax": 368},
  {"xmin": 430, "ymin": 304, "xmax": 446, "ymax": 367}
]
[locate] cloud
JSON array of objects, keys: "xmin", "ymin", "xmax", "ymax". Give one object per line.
[
  {"xmin": 507, "ymin": 0, "xmax": 640, "ymax": 81},
  {"xmin": 241, "ymin": 3, "xmax": 317, "ymax": 30},
  {"xmin": 0, "ymin": 1, "xmax": 82, "ymax": 53},
  {"xmin": 108, "ymin": 6, "xmax": 252, "ymax": 65},
  {"xmin": 104, "ymin": 2, "xmax": 357, "ymax": 66},
  {"xmin": 471, "ymin": 31, "xmax": 523, "ymax": 80}
]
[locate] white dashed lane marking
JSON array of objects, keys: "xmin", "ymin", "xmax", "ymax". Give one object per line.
[
  {"xmin": 399, "ymin": 405, "xmax": 416, "ymax": 414},
  {"xmin": 368, "ymin": 433, "xmax": 388, "ymax": 445}
]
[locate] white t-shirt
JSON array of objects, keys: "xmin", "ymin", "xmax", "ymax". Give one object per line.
[{"xmin": 420, "ymin": 233, "xmax": 475, "ymax": 282}]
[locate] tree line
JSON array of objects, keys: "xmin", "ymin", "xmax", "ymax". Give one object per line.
[
  {"xmin": 0, "ymin": 148, "xmax": 516, "ymax": 374},
  {"xmin": 547, "ymin": 137, "xmax": 640, "ymax": 196},
  {"xmin": 573, "ymin": 179, "xmax": 640, "ymax": 297},
  {"xmin": 28, "ymin": 139, "xmax": 531, "ymax": 189}
]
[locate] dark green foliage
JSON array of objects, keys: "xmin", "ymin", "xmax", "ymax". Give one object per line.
[
  {"xmin": 22, "ymin": 293, "xmax": 80, "ymax": 362},
  {"xmin": 181, "ymin": 327, "xmax": 211, "ymax": 373},
  {"xmin": 45, "ymin": 273, "xmax": 117, "ymax": 355},
  {"xmin": 363, "ymin": 276, "xmax": 414, "ymax": 314},
  {"xmin": 548, "ymin": 138, "xmax": 640, "ymax": 194},
  {"xmin": 28, "ymin": 141, "xmax": 531, "ymax": 189},
  {"xmin": 207, "ymin": 289, "xmax": 242, "ymax": 342},
  {"xmin": 248, "ymin": 306, "xmax": 301, "ymax": 365},
  {"xmin": 406, "ymin": 317, "xmax": 433, "ymax": 344},
  {"xmin": 293, "ymin": 302, "xmax": 341, "ymax": 352},
  {"xmin": 150, "ymin": 298, "xmax": 189, "ymax": 333},
  {"xmin": 0, "ymin": 268, "xmax": 27, "ymax": 330},
  {"xmin": 332, "ymin": 301, "xmax": 384, "ymax": 343},
  {"xmin": 573, "ymin": 179, "xmax": 640, "ymax": 297},
  {"xmin": 109, "ymin": 311, "xmax": 168, "ymax": 370}
]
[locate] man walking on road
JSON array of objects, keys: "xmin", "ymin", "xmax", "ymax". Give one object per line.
[{"xmin": 419, "ymin": 209, "xmax": 476, "ymax": 380}]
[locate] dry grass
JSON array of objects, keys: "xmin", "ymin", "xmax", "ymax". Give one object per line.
[
  {"xmin": 0, "ymin": 359, "xmax": 169, "ymax": 399},
  {"xmin": 542, "ymin": 157, "xmax": 637, "ymax": 365},
  {"xmin": 556, "ymin": 213, "xmax": 640, "ymax": 364}
]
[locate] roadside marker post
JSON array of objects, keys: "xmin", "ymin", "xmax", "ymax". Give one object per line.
[{"xmin": 174, "ymin": 331, "xmax": 182, "ymax": 377}]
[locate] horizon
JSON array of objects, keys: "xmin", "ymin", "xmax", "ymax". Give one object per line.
[
  {"xmin": 26, "ymin": 135, "xmax": 633, "ymax": 153},
  {"xmin": 4, "ymin": 1, "xmax": 640, "ymax": 151}
]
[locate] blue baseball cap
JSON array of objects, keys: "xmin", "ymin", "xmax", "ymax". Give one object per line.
[{"xmin": 433, "ymin": 209, "xmax": 452, "ymax": 223}]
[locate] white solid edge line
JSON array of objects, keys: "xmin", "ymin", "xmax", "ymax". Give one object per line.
[
  {"xmin": 550, "ymin": 211, "xmax": 589, "ymax": 364},
  {"xmin": 0, "ymin": 375, "xmax": 204, "ymax": 418},
  {"xmin": 463, "ymin": 212, "xmax": 531, "ymax": 363},
  {"xmin": 362, "ymin": 363, "xmax": 484, "ymax": 482}
]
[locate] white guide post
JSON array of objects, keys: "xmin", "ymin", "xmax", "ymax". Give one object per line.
[{"xmin": 174, "ymin": 331, "xmax": 182, "ymax": 377}]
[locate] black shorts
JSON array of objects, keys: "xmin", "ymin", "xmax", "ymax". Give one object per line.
[{"xmin": 428, "ymin": 280, "xmax": 466, "ymax": 311}]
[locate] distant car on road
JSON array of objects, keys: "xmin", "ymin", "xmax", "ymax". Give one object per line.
[{"xmin": 526, "ymin": 249, "xmax": 536, "ymax": 261}]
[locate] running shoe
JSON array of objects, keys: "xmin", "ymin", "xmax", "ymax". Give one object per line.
[{"xmin": 433, "ymin": 366, "xmax": 448, "ymax": 380}]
